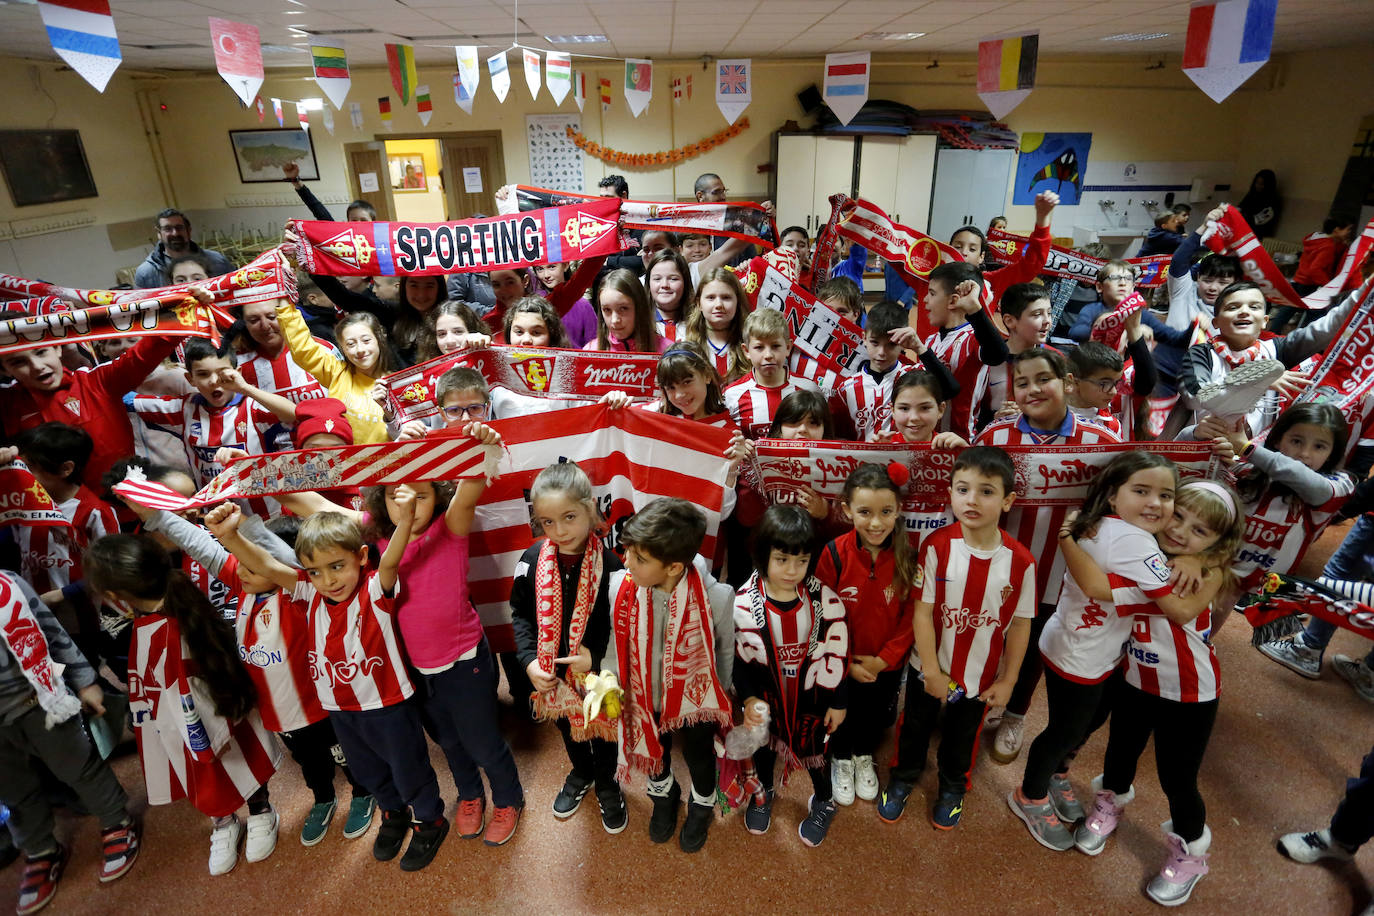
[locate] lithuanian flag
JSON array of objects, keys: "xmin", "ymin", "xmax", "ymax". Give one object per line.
[
  {"xmin": 977, "ymin": 32, "xmax": 1038, "ymax": 93},
  {"xmin": 312, "ymin": 45, "xmax": 348, "ymax": 80},
  {"xmin": 386, "ymin": 42, "xmax": 416, "ymax": 104}
]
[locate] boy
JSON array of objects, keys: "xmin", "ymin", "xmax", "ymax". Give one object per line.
[
  {"xmin": 919, "ymin": 262, "xmax": 1010, "ymax": 440},
  {"xmin": 817, "ymin": 277, "xmax": 863, "ymax": 326},
  {"xmin": 972, "ymin": 283, "xmax": 1054, "ymax": 431},
  {"xmin": 879, "ymin": 446, "xmax": 1035, "ymax": 828},
  {"xmin": 1138, "ymin": 210, "xmax": 1187, "ymax": 258},
  {"xmin": 828, "ymin": 301, "xmax": 917, "ymax": 441},
  {"xmin": 680, "ymin": 233, "xmax": 712, "ymax": 264},
  {"xmin": 206, "ymin": 502, "xmax": 450, "ymax": 872},
  {"xmin": 1066, "ymin": 313, "xmax": 1157, "ymax": 439},
  {"xmin": 732, "ymin": 505, "xmax": 847, "ymax": 846},
  {"xmin": 612, "ymin": 498, "xmax": 735, "ymax": 853},
  {"xmin": 725, "ymin": 310, "xmax": 818, "ymax": 439}
]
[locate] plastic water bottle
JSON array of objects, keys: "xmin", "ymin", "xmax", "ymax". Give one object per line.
[
  {"xmin": 181, "ymin": 693, "xmax": 210, "ymax": 753},
  {"xmin": 724, "ymin": 701, "xmax": 771, "ymax": 760}
]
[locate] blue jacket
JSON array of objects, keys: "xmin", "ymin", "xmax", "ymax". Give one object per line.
[
  {"xmin": 1138, "ymin": 226, "xmax": 1185, "ymax": 258},
  {"xmin": 1068, "ymin": 300, "xmax": 1192, "ymax": 389}
]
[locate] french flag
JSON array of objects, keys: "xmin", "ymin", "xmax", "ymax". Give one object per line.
[
  {"xmin": 38, "ymin": 0, "xmax": 121, "ymax": 92},
  {"xmin": 1181, "ymin": 0, "xmax": 1275, "ymax": 102}
]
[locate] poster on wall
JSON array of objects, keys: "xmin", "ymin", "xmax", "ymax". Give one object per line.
[
  {"xmin": 526, "ymin": 113, "xmax": 583, "ymax": 192},
  {"xmin": 1013, "ymin": 132, "xmax": 1091, "ymax": 206}
]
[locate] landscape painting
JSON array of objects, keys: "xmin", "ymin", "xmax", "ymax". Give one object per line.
[{"xmin": 229, "ymin": 128, "xmax": 319, "ymax": 182}]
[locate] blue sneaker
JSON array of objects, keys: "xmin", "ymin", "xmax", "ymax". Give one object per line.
[
  {"xmin": 743, "ymin": 789, "xmax": 774, "ymax": 835},
  {"xmin": 932, "ymin": 791, "xmax": 964, "ymax": 830},
  {"xmin": 877, "ymin": 779, "xmax": 914, "ymax": 823},
  {"xmin": 798, "ymin": 795, "xmax": 838, "ymax": 847}
]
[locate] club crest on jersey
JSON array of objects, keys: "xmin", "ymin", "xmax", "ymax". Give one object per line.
[
  {"xmin": 63, "ymin": 397, "xmax": 81, "ymax": 417},
  {"xmin": 1145, "ymin": 554, "xmax": 1171, "ymax": 582},
  {"xmin": 1001, "ymin": 584, "xmax": 1014, "ymax": 605}
]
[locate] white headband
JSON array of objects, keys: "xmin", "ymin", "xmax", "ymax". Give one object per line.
[{"xmin": 1185, "ymin": 480, "xmax": 1238, "ymax": 526}]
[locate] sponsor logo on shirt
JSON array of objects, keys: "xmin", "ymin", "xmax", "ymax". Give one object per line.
[
  {"xmin": 1145, "ymin": 554, "xmax": 1171, "ymax": 583},
  {"xmin": 1075, "ymin": 598, "xmax": 1108, "ymax": 631}
]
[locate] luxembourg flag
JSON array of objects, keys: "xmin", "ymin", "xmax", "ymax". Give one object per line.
[
  {"xmin": 1181, "ymin": 0, "xmax": 1276, "ymax": 103},
  {"xmin": 823, "ymin": 51, "xmax": 869, "ymax": 126},
  {"xmin": 38, "ymin": 0, "xmax": 121, "ymax": 92}
]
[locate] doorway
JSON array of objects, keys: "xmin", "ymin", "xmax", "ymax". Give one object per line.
[
  {"xmin": 383, "ymin": 138, "xmax": 445, "ymax": 222},
  {"xmin": 343, "ymin": 131, "xmax": 506, "ymax": 223}
]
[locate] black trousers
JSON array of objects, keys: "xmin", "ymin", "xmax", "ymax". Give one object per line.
[
  {"xmin": 330, "ymin": 701, "xmax": 443, "ymax": 822},
  {"xmin": 891, "ymin": 667, "xmax": 990, "ymax": 796},
  {"xmin": 829, "ymin": 668, "xmax": 902, "ymax": 759},
  {"xmin": 755, "ymin": 746, "xmax": 831, "ymax": 801},
  {"xmin": 1329, "ymin": 744, "xmax": 1374, "ymax": 851},
  {"xmin": 1007, "ymin": 604, "xmax": 1055, "ymax": 717},
  {"xmin": 1021, "ymin": 666, "xmax": 1116, "ymax": 799},
  {"xmin": 279, "ymin": 716, "xmax": 368, "ymax": 805},
  {"xmin": 649, "ymin": 723, "xmax": 717, "ymax": 798},
  {"xmin": 556, "ymin": 717, "xmax": 619, "ymax": 793}
]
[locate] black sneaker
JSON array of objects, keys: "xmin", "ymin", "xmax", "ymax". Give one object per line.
[
  {"xmin": 372, "ymin": 809, "xmax": 409, "ymax": 862},
  {"xmin": 648, "ymin": 783, "xmax": 681, "ymax": 844},
  {"xmin": 743, "ymin": 789, "xmax": 774, "ymax": 835},
  {"xmin": 799, "ymin": 794, "xmax": 838, "ymax": 847},
  {"xmin": 679, "ymin": 802, "xmax": 714, "ymax": 853},
  {"xmin": 399, "ymin": 818, "xmax": 449, "ymax": 872},
  {"xmin": 552, "ymin": 773, "xmax": 592, "ymax": 819},
  {"xmin": 596, "ymin": 789, "xmax": 628, "ymax": 835}
]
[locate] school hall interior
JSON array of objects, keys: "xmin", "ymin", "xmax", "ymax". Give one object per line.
[{"xmin": 2, "ymin": 0, "xmax": 1374, "ymax": 913}]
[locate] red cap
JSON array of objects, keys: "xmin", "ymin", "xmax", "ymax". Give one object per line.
[{"xmin": 293, "ymin": 398, "xmax": 353, "ymax": 448}]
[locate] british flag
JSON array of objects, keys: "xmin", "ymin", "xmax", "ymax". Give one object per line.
[{"xmin": 718, "ymin": 63, "xmax": 747, "ymax": 94}]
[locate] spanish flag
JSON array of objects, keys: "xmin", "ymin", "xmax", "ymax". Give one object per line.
[
  {"xmin": 385, "ymin": 42, "xmax": 416, "ymax": 104},
  {"xmin": 977, "ymin": 32, "xmax": 1038, "ymax": 93}
]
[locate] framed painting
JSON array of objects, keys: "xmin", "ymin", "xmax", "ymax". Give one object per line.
[
  {"xmin": 0, "ymin": 129, "xmax": 98, "ymax": 207},
  {"xmin": 230, "ymin": 128, "xmax": 319, "ymax": 182},
  {"xmin": 389, "ymin": 154, "xmax": 427, "ymax": 191}
]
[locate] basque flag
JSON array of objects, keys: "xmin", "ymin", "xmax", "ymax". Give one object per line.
[
  {"xmin": 38, "ymin": 0, "xmax": 121, "ymax": 92},
  {"xmin": 1182, "ymin": 0, "xmax": 1276, "ymax": 103}
]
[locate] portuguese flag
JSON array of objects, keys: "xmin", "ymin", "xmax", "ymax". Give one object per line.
[{"xmin": 386, "ymin": 42, "xmax": 417, "ymax": 104}]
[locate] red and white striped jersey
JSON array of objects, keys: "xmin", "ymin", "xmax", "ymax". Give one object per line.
[
  {"xmin": 1039, "ymin": 517, "xmax": 1173, "ymax": 684},
  {"xmin": 828, "ymin": 362, "xmax": 911, "ymax": 441},
  {"xmin": 17, "ymin": 487, "xmax": 116, "ymax": 594},
  {"xmin": 235, "ymin": 343, "xmax": 335, "ymax": 405},
  {"xmin": 291, "ymin": 570, "xmax": 415, "ymax": 713},
  {"xmin": 724, "ymin": 373, "xmax": 818, "ymax": 439},
  {"xmin": 133, "ymin": 393, "xmax": 279, "ymax": 489},
  {"xmin": 916, "ymin": 526, "xmax": 1036, "ymax": 698},
  {"xmin": 766, "ymin": 593, "xmax": 813, "ymax": 716},
  {"xmin": 183, "ymin": 552, "xmax": 236, "ymax": 623},
  {"xmin": 1068, "ymin": 365, "xmax": 1140, "ymax": 440},
  {"xmin": 1233, "ymin": 476, "xmax": 1353, "ymax": 591},
  {"xmin": 970, "ymin": 360, "xmax": 1015, "ymax": 440},
  {"xmin": 1070, "ymin": 404, "xmax": 1122, "ymax": 438},
  {"xmin": 973, "ymin": 413, "xmax": 1121, "ymax": 606},
  {"xmin": 655, "ymin": 314, "xmax": 686, "ymax": 343},
  {"xmin": 1125, "ymin": 611, "xmax": 1220, "ymax": 703},
  {"xmin": 924, "ymin": 323, "xmax": 984, "ymax": 439}
]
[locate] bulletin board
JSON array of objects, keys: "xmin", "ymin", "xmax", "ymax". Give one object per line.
[{"xmin": 526, "ymin": 113, "xmax": 583, "ymax": 192}]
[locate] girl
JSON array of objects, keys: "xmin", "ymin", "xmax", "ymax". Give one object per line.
[
  {"xmin": 510, "ymin": 462, "xmax": 627, "ymax": 833},
  {"xmin": 84, "ymin": 534, "xmax": 282, "ymax": 877},
  {"xmin": 645, "ymin": 250, "xmax": 694, "ymax": 342},
  {"xmin": 392, "ymin": 276, "xmax": 447, "ymax": 364},
  {"xmin": 414, "ymin": 300, "xmax": 489, "ymax": 363},
  {"xmin": 1062, "ymin": 480, "xmax": 1243, "ymax": 906},
  {"xmin": 815, "ymin": 463, "xmax": 918, "ymax": 808},
  {"xmin": 165, "ymin": 253, "xmax": 213, "ymax": 287},
  {"xmin": 487, "ymin": 268, "xmax": 533, "ymax": 332},
  {"xmin": 885, "ymin": 370, "xmax": 969, "ymax": 449},
  {"xmin": 277, "ymin": 301, "xmax": 393, "ymax": 444},
  {"xmin": 503, "ymin": 297, "xmax": 571, "ymax": 349},
  {"xmin": 769, "ymin": 389, "xmax": 834, "ymax": 441},
  {"xmin": 535, "ymin": 261, "xmax": 597, "ymax": 347},
  {"xmin": 654, "ymin": 344, "xmax": 728, "ymax": 423},
  {"xmin": 684, "ymin": 268, "xmax": 751, "ymax": 384},
  {"xmin": 1009, "ymin": 452, "xmax": 1178, "ymax": 853},
  {"xmin": 586, "ymin": 269, "xmax": 665, "ymax": 354}
]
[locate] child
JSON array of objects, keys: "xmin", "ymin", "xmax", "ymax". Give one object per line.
[
  {"xmin": 1164, "ymin": 212, "xmax": 1241, "ymax": 337},
  {"xmin": 1067, "ymin": 322, "xmax": 1157, "ymax": 441},
  {"xmin": 1067, "ymin": 263, "xmax": 1187, "ymax": 355},
  {"xmin": 586, "ymin": 268, "xmax": 666, "ymax": 354},
  {"xmin": 84, "ymin": 533, "xmax": 282, "ymax": 877},
  {"xmin": 816, "ymin": 277, "xmax": 863, "ymax": 326},
  {"xmin": 769, "ymin": 389, "xmax": 834, "ymax": 441},
  {"xmin": 733, "ymin": 505, "xmax": 848, "ymax": 846},
  {"xmin": 881, "ymin": 447, "xmax": 1034, "ymax": 828},
  {"xmin": 414, "ymin": 301, "xmax": 491, "ymax": 363},
  {"xmin": 831, "ymin": 301, "xmax": 948, "ymax": 442},
  {"xmin": 1289, "ymin": 215, "xmax": 1358, "ymax": 298},
  {"xmin": 655, "ymin": 344, "xmax": 730, "ymax": 423},
  {"xmin": 485, "ymin": 268, "xmax": 533, "ymax": 330},
  {"xmin": 680, "ymin": 232, "xmax": 712, "ymax": 264},
  {"xmin": 645, "ymin": 250, "xmax": 694, "ymax": 342},
  {"xmin": 277, "ymin": 301, "xmax": 394, "ymax": 443},
  {"xmin": 534, "ymin": 261, "xmax": 598, "ymax": 347},
  {"xmin": 392, "ymin": 276, "xmax": 447, "ymax": 364},
  {"xmin": 612, "ymin": 498, "xmax": 736, "ymax": 853},
  {"xmin": 502, "ymin": 296, "xmax": 571, "ymax": 349},
  {"xmin": 0, "ymin": 570, "xmax": 138, "ymax": 914},
  {"xmin": 204, "ymin": 504, "xmax": 450, "ymax": 871},
  {"xmin": 1009, "ymin": 452, "xmax": 1178, "ymax": 852},
  {"xmin": 950, "ymin": 191, "xmax": 1058, "ymax": 302},
  {"xmin": 972, "ymin": 282, "xmax": 1053, "ymax": 430},
  {"xmin": 684, "ymin": 268, "xmax": 752, "ymax": 384},
  {"xmin": 510, "ymin": 462, "xmax": 627, "ymax": 833},
  {"xmin": 724, "ymin": 309, "xmax": 818, "ymax": 439},
  {"xmin": 814, "ymin": 464, "xmax": 915, "ymax": 808},
  {"xmin": 974, "ymin": 349, "xmax": 1122, "ymax": 762},
  {"xmin": 920, "ymin": 262, "xmax": 1010, "ymax": 440}
]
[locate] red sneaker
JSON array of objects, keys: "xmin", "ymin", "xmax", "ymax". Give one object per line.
[
  {"xmin": 483, "ymin": 804, "xmax": 523, "ymax": 847},
  {"xmin": 100, "ymin": 821, "xmax": 141, "ymax": 882},
  {"xmin": 454, "ymin": 798, "xmax": 486, "ymax": 839},
  {"xmin": 17, "ymin": 846, "xmax": 69, "ymax": 915}
]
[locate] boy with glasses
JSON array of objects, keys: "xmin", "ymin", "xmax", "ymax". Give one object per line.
[{"xmin": 1066, "ymin": 319, "xmax": 1157, "ymax": 440}]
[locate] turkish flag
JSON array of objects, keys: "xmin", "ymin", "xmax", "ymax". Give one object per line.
[{"xmin": 209, "ymin": 17, "xmax": 263, "ymax": 107}]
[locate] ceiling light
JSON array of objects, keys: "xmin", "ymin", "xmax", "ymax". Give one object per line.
[
  {"xmin": 1101, "ymin": 31, "xmax": 1169, "ymax": 41},
  {"xmin": 299, "ymin": 98, "xmax": 325, "ymax": 111},
  {"xmin": 860, "ymin": 32, "xmax": 926, "ymax": 40},
  {"xmin": 298, "ymin": 27, "xmax": 377, "ymax": 35},
  {"xmin": 544, "ymin": 34, "xmax": 607, "ymax": 44},
  {"xmin": 284, "ymin": 10, "xmax": 305, "ymax": 14},
  {"xmin": 261, "ymin": 44, "xmax": 308, "ymax": 54}
]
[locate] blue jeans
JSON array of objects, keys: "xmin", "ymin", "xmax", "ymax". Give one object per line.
[{"xmin": 1302, "ymin": 515, "xmax": 1374, "ymax": 664}]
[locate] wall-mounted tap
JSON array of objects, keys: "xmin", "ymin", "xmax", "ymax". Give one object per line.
[{"xmin": 1099, "ymin": 199, "xmax": 1115, "ymax": 209}]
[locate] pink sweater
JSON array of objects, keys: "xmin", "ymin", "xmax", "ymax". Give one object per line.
[{"xmin": 382, "ymin": 519, "xmax": 482, "ymax": 669}]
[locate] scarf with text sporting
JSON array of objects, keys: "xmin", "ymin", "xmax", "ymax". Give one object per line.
[
  {"xmin": 510, "ymin": 185, "xmax": 777, "ymax": 247},
  {"xmin": 736, "ymin": 262, "xmax": 865, "ymax": 391},
  {"xmin": 292, "ymin": 198, "xmax": 624, "ymax": 277},
  {"xmin": 985, "ymin": 229, "xmax": 1171, "ymax": 288},
  {"xmin": 1201, "ymin": 205, "xmax": 1314, "ymax": 309},
  {"xmin": 0, "ymin": 460, "xmax": 72, "ymax": 531},
  {"xmin": 0, "ymin": 296, "xmax": 219, "ymax": 357},
  {"xmin": 613, "ymin": 565, "xmax": 731, "ymax": 781},
  {"xmin": 1, "ymin": 571, "xmax": 83, "ymax": 728},
  {"xmin": 385, "ymin": 345, "xmax": 660, "ymax": 424},
  {"xmin": 532, "ymin": 535, "xmax": 616, "ymax": 741},
  {"xmin": 1293, "ymin": 274, "xmax": 1374, "ymax": 461}
]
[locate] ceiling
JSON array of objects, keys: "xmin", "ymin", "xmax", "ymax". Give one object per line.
[{"xmin": 0, "ymin": 0, "xmax": 1370, "ymax": 72}]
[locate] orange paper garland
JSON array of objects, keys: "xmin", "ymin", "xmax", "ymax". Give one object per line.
[{"xmin": 565, "ymin": 119, "xmax": 750, "ymax": 168}]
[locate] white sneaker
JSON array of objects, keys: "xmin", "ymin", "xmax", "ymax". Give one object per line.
[
  {"xmin": 208, "ymin": 816, "xmax": 242, "ymax": 876},
  {"xmin": 1197, "ymin": 358, "xmax": 1285, "ymax": 420},
  {"xmin": 990, "ymin": 714, "xmax": 1025, "ymax": 764},
  {"xmin": 1332, "ymin": 655, "xmax": 1374, "ymax": 703},
  {"xmin": 831, "ymin": 757, "xmax": 856, "ymax": 806},
  {"xmin": 853, "ymin": 755, "xmax": 879, "ymax": 802},
  {"xmin": 245, "ymin": 810, "xmax": 279, "ymax": 863}
]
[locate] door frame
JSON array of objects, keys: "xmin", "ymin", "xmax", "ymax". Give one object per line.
[
  {"xmin": 342, "ymin": 141, "xmax": 396, "ymax": 221},
  {"xmin": 384, "ymin": 130, "xmax": 507, "ymax": 221}
]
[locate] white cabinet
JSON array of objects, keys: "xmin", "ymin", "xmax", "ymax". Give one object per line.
[
  {"xmin": 773, "ymin": 133, "xmax": 939, "ymax": 235},
  {"xmin": 927, "ymin": 148, "xmax": 1015, "ymax": 241},
  {"xmin": 774, "ymin": 134, "xmax": 818, "ymax": 233},
  {"xmin": 857, "ymin": 135, "xmax": 938, "ymax": 232}
]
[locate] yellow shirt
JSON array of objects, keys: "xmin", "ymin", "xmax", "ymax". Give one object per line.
[{"xmin": 275, "ymin": 303, "xmax": 388, "ymax": 444}]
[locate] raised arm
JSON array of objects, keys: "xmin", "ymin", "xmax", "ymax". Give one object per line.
[
  {"xmin": 377, "ymin": 486, "xmax": 415, "ymax": 594},
  {"xmin": 276, "ymin": 297, "xmax": 344, "ymax": 387},
  {"xmin": 221, "ymin": 366, "xmax": 297, "ymax": 423},
  {"xmin": 444, "ymin": 422, "xmax": 502, "ymax": 536},
  {"xmin": 204, "ymin": 502, "xmax": 298, "ymax": 591}
]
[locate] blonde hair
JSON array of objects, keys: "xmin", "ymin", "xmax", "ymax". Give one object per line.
[
  {"xmin": 1173, "ymin": 480, "xmax": 1244, "ymax": 590},
  {"xmin": 743, "ymin": 307, "xmax": 789, "ymax": 345},
  {"xmin": 684, "ymin": 267, "xmax": 752, "ymax": 383},
  {"xmin": 296, "ymin": 511, "xmax": 365, "ymax": 563}
]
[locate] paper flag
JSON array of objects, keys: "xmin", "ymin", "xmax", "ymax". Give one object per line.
[
  {"xmin": 321, "ymin": 105, "xmax": 334, "ymax": 135},
  {"xmin": 686, "ymin": 73, "xmax": 692, "ymax": 98},
  {"xmin": 296, "ymin": 101, "xmax": 309, "ymax": 131},
  {"xmin": 823, "ymin": 51, "xmax": 869, "ymax": 126},
  {"xmin": 386, "ymin": 42, "xmax": 416, "ymax": 104},
  {"xmin": 523, "ymin": 48, "xmax": 541, "ymax": 99},
  {"xmin": 1182, "ymin": 0, "xmax": 1275, "ymax": 103},
  {"xmin": 456, "ymin": 45, "xmax": 479, "ymax": 96},
  {"xmin": 454, "ymin": 71, "xmax": 473, "ymax": 114},
  {"xmin": 311, "ymin": 45, "xmax": 350, "ymax": 109},
  {"xmin": 349, "ymin": 101, "xmax": 363, "ymax": 131},
  {"xmin": 715, "ymin": 58, "xmax": 751, "ymax": 124},
  {"xmin": 271, "ymin": 97, "xmax": 283, "ymax": 126},
  {"xmin": 209, "ymin": 17, "xmax": 263, "ymax": 107},
  {"xmin": 599, "ymin": 77, "xmax": 612, "ymax": 112},
  {"xmin": 37, "ymin": 0, "xmax": 121, "ymax": 93},
  {"xmin": 977, "ymin": 31, "xmax": 1038, "ymax": 119},
  {"xmin": 574, "ymin": 71, "xmax": 586, "ymax": 111},
  {"xmin": 488, "ymin": 51, "xmax": 510, "ymax": 102},
  {"xmin": 255, "ymin": 95, "xmax": 264, "ymax": 122},
  {"xmin": 379, "ymin": 96, "xmax": 392, "ymax": 131},
  {"xmin": 672, "ymin": 76, "xmax": 682, "ymax": 104},
  {"xmin": 547, "ymin": 51, "xmax": 571, "ymax": 104},
  {"xmin": 624, "ymin": 58, "xmax": 652, "ymax": 117},
  {"xmin": 416, "ymin": 84, "xmax": 432, "ymax": 126}
]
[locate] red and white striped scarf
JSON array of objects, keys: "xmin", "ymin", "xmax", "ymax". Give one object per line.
[{"xmin": 0, "ymin": 572, "xmax": 82, "ymax": 728}]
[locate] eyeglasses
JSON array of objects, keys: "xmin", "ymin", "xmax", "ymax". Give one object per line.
[
  {"xmin": 440, "ymin": 403, "xmax": 490, "ymax": 420},
  {"xmin": 1082, "ymin": 377, "xmax": 1120, "ymax": 393},
  {"xmin": 1102, "ymin": 274, "xmax": 1135, "ymax": 283}
]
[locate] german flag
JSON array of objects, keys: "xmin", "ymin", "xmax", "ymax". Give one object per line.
[
  {"xmin": 311, "ymin": 45, "xmax": 348, "ymax": 80},
  {"xmin": 977, "ymin": 32, "xmax": 1038, "ymax": 93},
  {"xmin": 385, "ymin": 42, "xmax": 416, "ymax": 104}
]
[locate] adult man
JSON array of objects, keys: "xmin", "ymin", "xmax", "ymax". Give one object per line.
[
  {"xmin": 598, "ymin": 174, "xmax": 643, "ymax": 273},
  {"xmin": 133, "ymin": 209, "xmax": 234, "ymax": 288},
  {"xmin": 694, "ymin": 173, "xmax": 774, "ymax": 267},
  {"xmin": 598, "ymin": 174, "xmax": 629, "ymax": 198}
]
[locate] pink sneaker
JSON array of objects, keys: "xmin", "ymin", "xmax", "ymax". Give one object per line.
[
  {"xmin": 1146, "ymin": 824, "xmax": 1211, "ymax": 906},
  {"xmin": 1074, "ymin": 790, "xmax": 1124, "ymax": 856}
]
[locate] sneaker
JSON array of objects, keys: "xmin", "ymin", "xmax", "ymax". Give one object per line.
[
  {"xmin": 648, "ymin": 783, "xmax": 681, "ymax": 844},
  {"xmin": 931, "ymin": 791, "xmax": 964, "ymax": 830},
  {"xmin": 399, "ymin": 818, "xmax": 449, "ymax": 871},
  {"xmin": 1048, "ymin": 774, "xmax": 1085, "ymax": 825},
  {"xmin": 1332, "ymin": 655, "xmax": 1374, "ymax": 703},
  {"xmin": 1197, "ymin": 358, "xmax": 1285, "ymax": 421},
  {"xmin": 798, "ymin": 794, "xmax": 839, "ymax": 848},
  {"xmin": 877, "ymin": 778, "xmax": 915, "ymax": 824},
  {"xmin": 1277, "ymin": 828, "xmax": 1355, "ymax": 864},
  {"xmin": 99, "ymin": 820, "xmax": 140, "ymax": 882},
  {"xmin": 372, "ymin": 809, "xmax": 409, "ymax": 861},
  {"xmin": 831, "ymin": 757, "xmax": 856, "ymax": 806},
  {"xmin": 454, "ymin": 798, "xmax": 486, "ymax": 840},
  {"xmin": 1257, "ymin": 636, "xmax": 1323, "ymax": 678},
  {"xmin": 300, "ymin": 800, "xmax": 336, "ymax": 847},
  {"xmin": 16, "ymin": 846, "xmax": 68, "ymax": 915},
  {"xmin": 483, "ymin": 804, "xmax": 522, "ymax": 846},
  {"xmin": 596, "ymin": 789, "xmax": 628, "ymax": 835},
  {"xmin": 743, "ymin": 789, "xmax": 774, "ymax": 835},
  {"xmin": 342, "ymin": 795, "xmax": 375, "ymax": 839},
  {"xmin": 208, "ymin": 816, "xmax": 242, "ymax": 876},
  {"xmin": 552, "ymin": 773, "xmax": 592, "ymax": 819},
  {"xmin": 679, "ymin": 801, "xmax": 714, "ymax": 853},
  {"xmin": 1007, "ymin": 788, "xmax": 1074, "ymax": 852},
  {"xmin": 1075, "ymin": 779, "xmax": 1133, "ymax": 856},
  {"xmin": 1146, "ymin": 825, "xmax": 1210, "ymax": 906},
  {"xmin": 244, "ymin": 810, "xmax": 279, "ymax": 863},
  {"xmin": 853, "ymin": 755, "xmax": 880, "ymax": 802},
  {"xmin": 990, "ymin": 714, "xmax": 1025, "ymax": 764}
]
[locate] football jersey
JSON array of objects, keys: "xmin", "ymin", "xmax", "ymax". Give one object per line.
[
  {"xmin": 1124, "ymin": 611, "xmax": 1220, "ymax": 703},
  {"xmin": 235, "ymin": 342, "xmax": 336, "ymax": 405},
  {"xmin": 17, "ymin": 487, "xmax": 116, "ymax": 594},
  {"xmin": 765, "ymin": 594, "xmax": 813, "ymax": 720},
  {"xmin": 1233, "ymin": 476, "xmax": 1354, "ymax": 591},
  {"xmin": 828, "ymin": 361, "xmax": 911, "ymax": 441},
  {"xmin": 924, "ymin": 322, "xmax": 984, "ymax": 439},
  {"xmin": 724, "ymin": 373, "xmax": 819, "ymax": 439},
  {"xmin": 133, "ymin": 393, "xmax": 279, "ymax": 489}
]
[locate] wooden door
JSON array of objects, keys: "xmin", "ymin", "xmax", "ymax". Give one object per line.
[
  {"xmin": 774, "ymin": 134, "xmax": 817, "ymax": 233},
  {"xmin": 343, "ymin": 141, "xmax": 394, "ymax": 220},
  {"xmin": 440, "ymin": 133, "xmax": 505, "ymax": 219}
]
